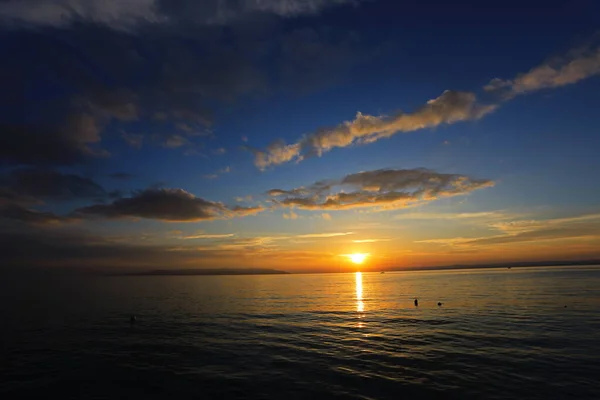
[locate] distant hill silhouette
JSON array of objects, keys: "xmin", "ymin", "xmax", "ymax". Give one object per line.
[
  {"xmin": 386, "ymin": 259, "xmax": 600, "ymax": 272},
  {"xmin": 117, "ymin": 268, "xmax": 290, "ymax": 276}
]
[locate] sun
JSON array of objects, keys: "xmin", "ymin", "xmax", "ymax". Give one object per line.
[{"xmin": 348, "ymin": 253, "xmax": 368, "ymax": 264}]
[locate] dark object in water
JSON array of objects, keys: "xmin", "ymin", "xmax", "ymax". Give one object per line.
[
  {"xmin": 414, "ymin": 298, "xmax": 418, "ymax": 307},
  {"xmin": 130, "ymin": 315, "xmax": 136, "ymax": 323},
  {"xmin": 438, "ymin": 302, "xmax": 443, "ymax": 306},
  {"xmin": 507, "ymin": 266, "xmax": 512, "ymax": 269}
]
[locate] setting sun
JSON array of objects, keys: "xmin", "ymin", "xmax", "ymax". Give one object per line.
[{"xmin": 348, "ymin": 253, "xmax": 368, "ymax": 264}]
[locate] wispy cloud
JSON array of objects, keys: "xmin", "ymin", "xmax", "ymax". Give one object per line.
[
  {"xmin": 204, "ymin": 166, "xmax": 231, "ymax": 180},
  {"xmin": 74, "ymin": 188, "xmax": 264, "ymax": 222},
  {"xmin": 0, "ymin": 203, "xmax": 76, "ymax": 225},
  {"xmin": 352, "ymin": 238, "xmax": 391, "ymax": 243},
  {"xmin": 161, "ymin": 134, "xmax": 192, "ymax": 149},
  {"xmin": 254, "ymin": 40, "xmax": 600, "ymax": 169},
  {"xmin": 0, "ymin": 0, "xmax": 360, "ymax": 29},
  {"xmin": 485, "ymin": 43, "xmax": 600, "ymax": 98},
  {"xmin": 234, "ymin": 195, "xmax": 253, "ymax": 203},
  {"xmin": 253, "ymin": 90, "xmax": 496, "ymax": 169},
  {"xmin": 417, "ymin": 213, "xmax": 600, "ymax": 248},
  {"xmin": 122, "ymin": 132, "xmax": 143, "ymax": 149},
  {"xmin": 181, "ymin": 233, "xmax": 236, "ymax": 240},
  {"xmin": 268, "ymin": 168, "xmax": 493, "ymax": 210},
  {"xmin": 296, "ymin": 231, "xmax": 354, "ymax": 238},
  {"xmin": 394, "ymin": 210, "xmax": 513, "ymax": 220},
  {"xmin": 283, "ymin": 210, "xmax": 299, "ymax": 220}
]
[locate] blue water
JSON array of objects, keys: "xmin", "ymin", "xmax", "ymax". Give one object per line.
[{"xmin": 2, "ymin": 266, "xmax": 600, "ymax": 399}]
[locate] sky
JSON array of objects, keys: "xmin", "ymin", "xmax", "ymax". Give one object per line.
[{"xmin": 1, "ymin": 0, "xmax": 600, "ymax": 272}]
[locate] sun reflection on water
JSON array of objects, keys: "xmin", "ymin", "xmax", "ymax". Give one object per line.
[{"xmin": 355, "ymin": 272, "xmax": 364, "ymax": 313}]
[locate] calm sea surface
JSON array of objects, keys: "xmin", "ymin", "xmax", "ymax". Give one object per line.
[{"xmin": 2, "ymin": 266, "xmax": 600, "ymax": 399}]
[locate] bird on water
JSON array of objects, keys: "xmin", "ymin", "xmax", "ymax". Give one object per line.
[
  {"xmin": 130, "ymin": 315, "xmax": 136, "ymax": 323},
  {"xmin": 438, "ymin": 302, "xmax": 443, "ymax": 306}
]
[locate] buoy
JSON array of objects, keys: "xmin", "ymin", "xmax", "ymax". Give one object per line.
[{"xmin": 414, "ymin": 298, "xmax": 418, "ymax": 307}]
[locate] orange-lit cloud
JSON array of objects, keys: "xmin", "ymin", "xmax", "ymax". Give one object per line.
[
  {"xmin": 352, "ymin": 238, "xmax": 391, "ymax": 243},
  {"xmin": 254, "ymin": 90, "xmax": 495, "ymax": 169},
  {"xmin": 74, "ymin": 188, "xmax": 264, "ymax": 222},
  {"xmin": 269, "ymin": 168, "xmax": 493, "ymax": 210},
  {"xmin": 181, "ymin": 233, "xmax": 236, "ymax": 240},
  {"xmin": 485, "ymin": 44, "xmax": 600, "ymax": 98},
  {"xmin": 283, "ymin": 210, "xmax": 299, "ymax": 219},
  {"xmin": 254, "ymin": 42, "xmax": 600, "ymax": 169},
  {"xmin": 417, "ymin": 213, "xmax": 600, "ymax": 248}
]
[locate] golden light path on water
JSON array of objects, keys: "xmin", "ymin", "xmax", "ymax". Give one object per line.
[{"xmin": 355, "ymin": 272, "xmax": 364, "ymax": 314}]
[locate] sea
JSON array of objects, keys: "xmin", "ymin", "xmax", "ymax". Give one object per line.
[{"xmin": 1, "ymin": 266, "xmax": 600, "ymax": 399}]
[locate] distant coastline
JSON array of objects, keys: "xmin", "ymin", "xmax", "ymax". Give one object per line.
[
  {"xmin": 113, "ymin": 268, "xmax": 290, "ymax": 276},
  {"xmin": 384, "ymin": 259, "xmax": 600, "ymax": 273}
]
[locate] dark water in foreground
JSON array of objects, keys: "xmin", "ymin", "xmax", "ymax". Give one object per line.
[{"xmin": 2, "ymin": 266, "xmax": 600, "ymax": 399}]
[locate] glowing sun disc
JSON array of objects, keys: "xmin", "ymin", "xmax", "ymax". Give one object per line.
[{"xmin": 349, "ymin": 253, "xmax": 368, "ymax": 264}]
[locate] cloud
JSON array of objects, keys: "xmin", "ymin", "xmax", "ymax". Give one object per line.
[
  {"xmin": 254, "ymin": 40, "xmax": 600, "ymax": 170},
  {"xmin": 268, "ymin": 168, "xmax": 493, "ymax": 210},
  {"xmin": 0, "ymin": 2, "xmax": 367, "ymax": 167},
  {"xmin": 321, "ymin": 213, "xmax": 332, "ymax": 220},
  {"xmin": 485, "ymin": 44, "xmax": 600, "ymax": 98},
  {"xmin": 0, "ymin": 114, "xmax": 106, "ymax": 166},
  {"xmin": 161, "ymin": 134, "xmax": 192, "ymax": 149},
  {"xmin": 74, "ymin": 188, "xmax": 264, "ymax": 222},
  {"xmin": 296, "ymin": 232, "xmax": 353, "ymax": 238},
  {"xmin": 181, "ymin": 233, "xmax": 236, "ymax": 240},
  {"xmin": 0, "ymin": 22, "xmax": 261, "ymax": 166},
  {"xmin": 393, "ymin": 210, "xmax": 512, "ymax": 220},
  {"xmin": 253, "ymin": 90, "xmax": 496, "ymax": 169},
  {"xmin": 121, "ymin": 133, "xmax": 144, "ymax": 149},
  {"xmin": 235, "ymin": 195, "xmax": 254, "ymax": 203},
  {"xmin": 203, "ymin": 166, "xmax": 231, "ymax": 180},
  {"xmin": 0, "ymin": 168, "xmax": 114, "ymax": 226},
  {"xmin": 417, "ymin": 213, "xmax": 600, "ymax": 248},
  {"xmin": 1, "ymin": 168, "xmax": 107, "ymax": 201},
  {"xmin": 212, "ymin": 147, "xmax": 227, "ymax": 155},
  {"xmin": 109, "ymin": 172, "xmax": 134, "ymax": 180},
  {"xmin": 0, "ymin": 203, "xmax": 75, "ymax": 225},
  {"xmin": 0, "ymin": 0, "xmax": 359, "ymax": 29},
  {"xmin": 283, "ymin": 210, "xmax": 299, "ymax": 220},
  {"xmin": 352, "ymin": 238, "xmax": 391, "ymax": 243},
  {"xmin": 228, "ymin": 205, "xmax": 265, "ymax": 217},
  {"xmin": 0, "ymin": 227, "xmax": 200, "ymax": 268}
]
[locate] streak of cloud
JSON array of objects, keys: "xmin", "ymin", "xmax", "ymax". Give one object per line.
[
  {"xmin": 253, "ymin": 91, "xmax": 496, "ymax": 169},
  {"xmin": 0, "ymin": 0, "xmax": 360, "ymax": 29},
  {"xmin": 268, "ymin": 168, "xmax": 493, "ymax": 210},
  {"xmin": 74, "ymin": 188, "xmax": 264, "ymax": 222},
  {"xmin": 417, "ymin": 213, "xmax": 600, "ymax": 247},
  {"xmin": 352, "ymin": 238, "xmax": 391, "ymax": 243},
  {"xmin": 254, "ymin": 41, "xmax": 600, "ymax": 169},
  {"xmin": 182, "ymin": 233, "xmax": 236, "ymax": 240},
  {"xmin": 485, "ymin": 44, "xmax": 600, "ymax": 98}
]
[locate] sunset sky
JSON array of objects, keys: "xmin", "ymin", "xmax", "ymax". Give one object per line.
[{"xmin": 1, "ymin": 0, "xmax": 599, "ymax": 272}]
